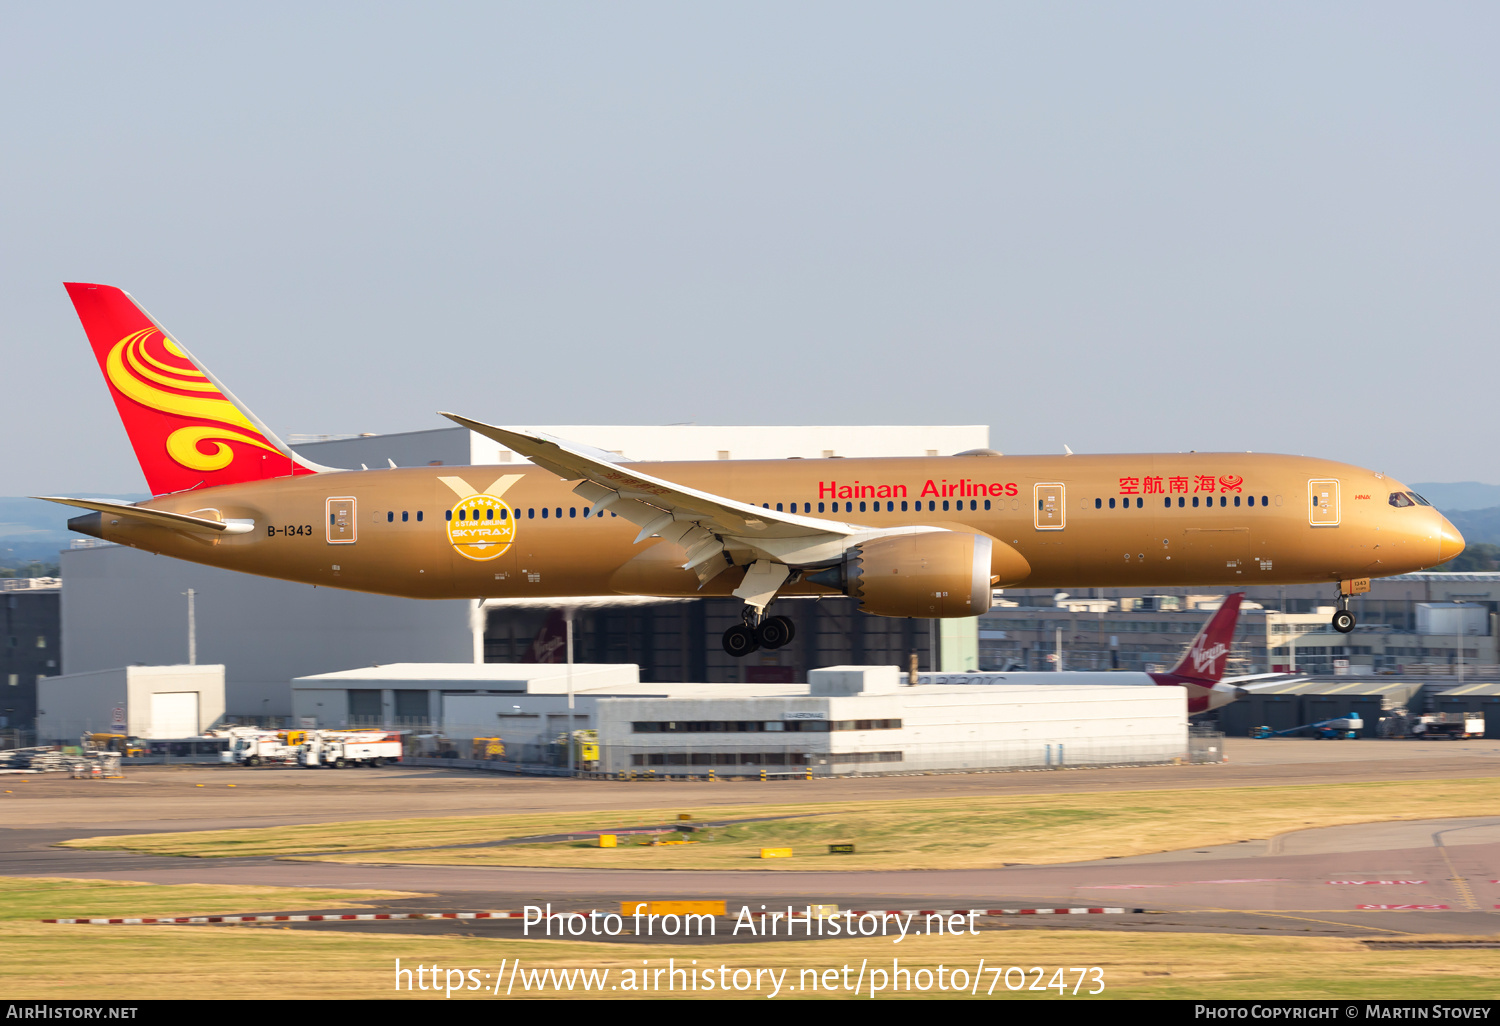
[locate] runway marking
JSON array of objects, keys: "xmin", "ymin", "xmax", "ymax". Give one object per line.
[
  {"xmin": 42, "ymin": 906, "xmax": 1147, "ymax": 925},
  {"xmin": 1171, "ymin": 905, "xmax": 1416, "ymax": 935},
  {"xmin": 1196, "ymin": 879, "xmax": 1284, "ymax": 884},
  {"xmin": 1328, "ymin": 880, "xmax": 1427, "ymax": 885},
  {"xmin": 1433, "ymin": 827, "xmax": 1479, "ymax": 911},
  {"xmin": 1080, "ymin": 879, "xmax": 1284, "ymax": 889},
  {"xmin": 1357, "ymin": 904, "xmax": 1450, "ymax": 910}
]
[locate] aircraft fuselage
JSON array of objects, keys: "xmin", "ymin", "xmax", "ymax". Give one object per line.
[{"xmin": 73, "ymin": 451, "xmax": 1460, "ymax": 603}]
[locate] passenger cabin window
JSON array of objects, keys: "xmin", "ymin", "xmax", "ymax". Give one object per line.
[
  {"xmin": 1389, "ymin": 492, "xmax": 1415, "ymax": 508},
  {"xmin": 387, "ymin": 511, "xmax": 393, "ymax": 522},
  {"xmin": 416, "ymin": 511, "xmax": 423, "ymax": 521},
  {"xmin": 1192, "ymin": 497, "xmax": 1200, "ymax": 508},
  {"xmin": 402, "ymin": 511, "xmax": 409, "ymax": 521}
]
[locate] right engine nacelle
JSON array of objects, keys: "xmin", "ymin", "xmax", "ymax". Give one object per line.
[{"xmin": 817, "ymin": 531, "xmax": 1025, "ymax": 618}]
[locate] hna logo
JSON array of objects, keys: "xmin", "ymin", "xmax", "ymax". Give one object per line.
[{"xmin": 1189, "ymin": 639, "xmax": 1229, "ymax": 676}]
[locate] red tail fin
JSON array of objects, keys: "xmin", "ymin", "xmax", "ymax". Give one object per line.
[
  {"xmin": 1167, "ymin": 593, "xmax": 1244, "ymax": 682},
  {"xmin": 64, "ymin": 283, "xmax": 329, "ymax": 495}
]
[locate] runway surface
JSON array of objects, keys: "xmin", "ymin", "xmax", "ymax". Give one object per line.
[{"xmin": 6, "ymin": 739, "xmax": 1499, "ymax": 941}]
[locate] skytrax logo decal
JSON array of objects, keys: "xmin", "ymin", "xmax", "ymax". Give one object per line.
[{"xmin": 440, "ymin": 474, "xmax": 524, "ymax": 562}]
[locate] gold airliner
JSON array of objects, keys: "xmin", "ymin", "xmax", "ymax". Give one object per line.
[{"xmin": 45, "ymin": 284, "xmax": 1464, "ymax": 657}]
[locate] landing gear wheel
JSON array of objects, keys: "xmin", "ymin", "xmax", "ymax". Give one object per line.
[
  {"xmin": 1332, "ymin": 609, "xmax": 1356, "ymax": 634},
  {"xmin": 722, "ymin": 624, "xmax": 760, "ymax": 657},
  {"xmin": 754, "ymin": 615, "xmax": 795, "ymax": 650}
]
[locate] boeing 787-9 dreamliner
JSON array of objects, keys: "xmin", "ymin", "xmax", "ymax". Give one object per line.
[{"xmin": 45, "ymin": 284, "xmax": 1464, "ymax": 658}]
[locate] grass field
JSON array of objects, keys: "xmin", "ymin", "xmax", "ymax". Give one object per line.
[
  {"xmin": 62, "ymin": 778, "xmax": 1500, "ymax": 870},
  {"xmin": 2, "ymin": 879, "xmax": 1495, "ymax": 1000}
]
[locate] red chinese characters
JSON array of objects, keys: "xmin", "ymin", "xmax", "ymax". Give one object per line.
[{"xmin": 1118, "ymin": 476, "xmax": 1141, "ymax": 494}]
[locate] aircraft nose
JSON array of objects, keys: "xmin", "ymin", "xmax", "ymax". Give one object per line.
[{"xmin": 1438, "ymin": 515, "xmax": 1466, "ymax": 564}]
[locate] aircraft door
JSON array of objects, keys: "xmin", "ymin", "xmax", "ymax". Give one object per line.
[
  {"xmin": 326, "ymin": 497, "xmax": 357, "ymax": 544},
  {"xmin": 1034, "ymin": 483, "xmax": 1065, "ymax": 530},
  {"xmin": 1308, "ymin": 479, "xmax": 1340, "ymax": 527}
]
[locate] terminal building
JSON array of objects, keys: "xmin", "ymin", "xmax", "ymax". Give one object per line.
[
  {"xmin": 289, "ymin": 662, "xmax": 1189, "ymax": 776},
  {"xmin": 1, "ymin": 577, "xmax": 60, "ymax": 740}
]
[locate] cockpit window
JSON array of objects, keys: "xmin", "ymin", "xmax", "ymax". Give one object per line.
[
  {"xmin": 1389, "ymin": 492, "xmax": 1415, "ymax": 508},
  {"xmin": 1407, "ymin": 492, "xmax": 1432, "ymax": 506}
]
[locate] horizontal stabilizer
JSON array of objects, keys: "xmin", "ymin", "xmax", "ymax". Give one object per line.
[{"xmin": 36, "ymin": 496, "xmax": 253, "ymax": 535}]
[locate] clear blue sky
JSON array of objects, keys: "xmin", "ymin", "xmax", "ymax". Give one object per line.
[{"xmin": 3, "ymin": 2, "xmax": 1496, "ymax": 494}]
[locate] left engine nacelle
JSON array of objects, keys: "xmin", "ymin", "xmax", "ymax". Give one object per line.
[{"xmin": 811, "ymin": 531, "xmax": 1011, "ymax": 618}]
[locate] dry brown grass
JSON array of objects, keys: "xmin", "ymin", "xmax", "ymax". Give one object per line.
[
  {"xmin": 4, "ymin": 919, "xmax": 1497, "ymax": 1000},
  {"xmin": 271, "ymin": 777, "xmax": 1500, "ymax": 870}
]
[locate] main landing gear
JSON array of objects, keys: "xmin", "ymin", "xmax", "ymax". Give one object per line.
[
  {"xmin": 721, "ymin": 610, "xmax": 797, "ymax": 657},
  {"xmin": 1331, "ymin": 595, "xmax": 1356, "ymax": 634}
]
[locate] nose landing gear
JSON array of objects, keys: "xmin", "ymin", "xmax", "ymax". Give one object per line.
[{"xmin": 1331, "ymin": 577, "xmax": 1367, "ymax": 634}]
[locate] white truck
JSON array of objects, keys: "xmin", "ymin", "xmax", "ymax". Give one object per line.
[
  {"xmin": 1412, "ymin": 713, "xmax": 1485, "ymax": 739},
  {"xmin": 222, "ymin": 729, "xmax": 297, "ymax": 766},
  {"xmin": 298, "ymin": 731, "xmax": 403, "ymax": 768}
]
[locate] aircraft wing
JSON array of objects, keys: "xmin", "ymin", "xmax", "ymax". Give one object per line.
[{"xmin": 441, "ymin": 413, "xmax": 944, "ymax": 587}]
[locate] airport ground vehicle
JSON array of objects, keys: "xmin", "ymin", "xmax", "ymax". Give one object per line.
[
  {"xmin": 471, "ymin": 736, "xmax": 505, "ymax": 760},
  {"xmin": 1411, "ymin": 713, "xmax": 1485, "ymax": 739},
  {"xmin": 82, "ymin": 733, "xmax": 146, "ymax": 757},
  {"xmin": 297, "ymin": 731, "xmax": 403, "ymax": 768},
  {"xmin": 222, "ymin": 729, "xmax": 297, "ymax": 765},
  {"xmin": 44, "ymin": 284, "xmax": 1465, "ymax": 661},
  {"xmin": 1252, "ymin": 714, "xmax": 1363, "ymax": 739}
]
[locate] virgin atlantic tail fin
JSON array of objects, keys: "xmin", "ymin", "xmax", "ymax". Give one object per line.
[
  {"xmin": 63, "ymin": 283, "xmax": 337, "ymax": 495},
  {"xmin": 524, "ymin": 609, "xmax": 569, "ymax": 663},
  {"xmin": 1167, "ymin": 593, "xmax": 1244, "ymax": 683}
]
